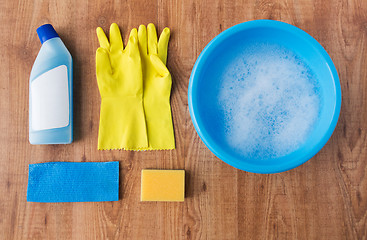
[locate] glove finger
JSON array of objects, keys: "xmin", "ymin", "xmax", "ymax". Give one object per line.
[
  {"xmin": 96, "ymin": 27, "xmax": 110, "ymax": 50},
  {"xmin": 147, "ymin": 23, "xmax": 158, "ymax": 55},
  {"xmin": 126, "ymin": 28, "xmax": 139, "ymax": 56},
  {"xmin": 150, "ymin": 54, "xmax": 169, "ymax": 77},
  {"xmin": 109, "ymin": 23, "xmax": 124, "ymax": 52},
  {"xmin": 96, "ymin": 48, "xmax": 112, "ymax": 76},
  {"xmin": 158, "ymin": 27, "xmax": 170, "ymax": 65},
  {"xmin": 138, "ymin": 25, "xmax": 148, "ymax": 55}
]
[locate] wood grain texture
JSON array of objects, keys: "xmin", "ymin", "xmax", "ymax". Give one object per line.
[{"xmin": 0, "ymin": 0, "xmax": 366, "ymax": 239}]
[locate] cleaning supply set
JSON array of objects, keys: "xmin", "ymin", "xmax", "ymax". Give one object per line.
[
  {"xmin": 27, "ymin": 23, "xmax": 183, "ymax": 203},
  {"xmin": 27, "ymin": 20, "xmax": 341, "ymax": 202}
]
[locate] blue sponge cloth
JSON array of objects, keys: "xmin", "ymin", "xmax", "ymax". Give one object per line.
[{"xmin": 27, "ymin": 161, "xmax": 119, "ymax": 202}]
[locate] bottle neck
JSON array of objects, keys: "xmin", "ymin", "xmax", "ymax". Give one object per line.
[{"xmin": 37, "ymin": 24, "xmax": 59, "ymax": 44}]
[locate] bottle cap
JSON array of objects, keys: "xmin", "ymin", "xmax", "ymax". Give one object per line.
[{"xmin": 36, "ymin": 24, "xmax": 59, "ymax": 44}]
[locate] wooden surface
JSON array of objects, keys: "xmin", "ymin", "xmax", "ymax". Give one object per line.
[{"xmin": 1, "ymin": 0, "xmax": 366, "ymax": 239}]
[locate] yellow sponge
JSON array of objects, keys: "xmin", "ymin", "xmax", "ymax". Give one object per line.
[{"xmin": 141, "ymin": 169, "xmax": 185, "ymax": 202}]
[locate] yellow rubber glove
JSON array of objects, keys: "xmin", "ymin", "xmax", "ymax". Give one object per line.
[
  {"xmin": 96, "ymin": 23, "xmax": 148, "ymax": 150},
  {"xmin": 138, "ymin": 24, "xmax": 175, "ymax": 150}
]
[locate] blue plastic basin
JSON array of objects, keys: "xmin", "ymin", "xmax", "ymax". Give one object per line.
[{"xmin": 188, "ymin": 20, "xmax": 341, "ymax": 173}]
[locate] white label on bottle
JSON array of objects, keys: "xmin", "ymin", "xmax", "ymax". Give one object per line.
[{"xmin": 31, "ymin": 65, "xmax": 69, "ymax": 131}]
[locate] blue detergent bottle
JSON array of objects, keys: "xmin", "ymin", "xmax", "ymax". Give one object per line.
[{"xmin": 29, "ymin": 24, "xmax": 73, "ymax": 144}]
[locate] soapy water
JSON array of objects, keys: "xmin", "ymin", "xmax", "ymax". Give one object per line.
[{"xmin": 218, "ymin": 43, "xmax": 321, "ymax": 160}]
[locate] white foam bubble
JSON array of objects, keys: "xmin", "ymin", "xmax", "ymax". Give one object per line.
[{"xmin": 218, "ymin": 43, "xmax": 320, "ymax": 159}]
